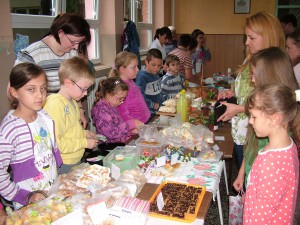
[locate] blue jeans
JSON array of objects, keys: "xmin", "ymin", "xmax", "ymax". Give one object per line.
[
  {"xmin": 234, "ymin": 143, "xmax": 244, "ymax": 170},
  {"xmin": 60, "ymin": 161, "xmax": 81, "ymax": 174}
]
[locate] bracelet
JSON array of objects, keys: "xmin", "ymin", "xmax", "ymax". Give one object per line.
[{"xmin": 25, "ymin": 190, "xmax": 48, "ymax": 205}]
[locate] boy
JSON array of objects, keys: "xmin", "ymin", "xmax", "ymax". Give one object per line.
[
  {"xmin": 161, "ymin": 54, "xmax": 184, "ymax": 101},
  {"xmin": 44, "ymin": 57, "xmax": 98, "ymax": 174},
  {"xmin": 135, "ymin": 49, "xmax": 163, "ymax": 117}
]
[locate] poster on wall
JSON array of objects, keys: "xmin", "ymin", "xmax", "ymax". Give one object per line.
[{"xmin": 234, "ymin": 0, "xmax": 251, "ymax": 14}]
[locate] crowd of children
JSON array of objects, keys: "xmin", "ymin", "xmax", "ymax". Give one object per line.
[{"xmin": 0, "ymin": 12, "xmax": 299, "ymax": 225}]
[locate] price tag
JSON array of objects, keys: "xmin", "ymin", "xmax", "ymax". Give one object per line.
[
  {"xmin": 52, "ymin": 209, "xmax": 83, "ymax": 225},
  {"xmin": 87, "ymin": 200, "xmax": 109, "ymax": 225},
  {"xmin": 156, "ymin": 155, "xmax": 166, "ymax": 167},
  {"xmin": 111, "ymin": 163, "xmax": 121, "ymax": 180},
  {"xmin": 212, "ymin": 144, "xmax": 220, "ymax": 151},
  {"xmin": 215, "ymin": 136, "xmax": 225, "ymax": 141},
  {"xmin": 171, "ymin": 153, "xmax": 179, "ymax": 165},
  {"xmin": 157, "ymin": 192, "xmax": 165, "ymax": 211}
]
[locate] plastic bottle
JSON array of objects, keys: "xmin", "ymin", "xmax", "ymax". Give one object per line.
[
  {"xmin": 176, "ymin": 90, "xmax": 183, "ymax": 120},
  {"xmin": 176, "ymin": 90, "xmax": 188, "ymax": 122}
]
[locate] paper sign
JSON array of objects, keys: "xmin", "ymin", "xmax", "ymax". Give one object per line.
[
  {"xmin": 215, "ymin": 136, "xmax": 225, "ymax": 141},
  {"xmin": 171, "ymin": 153, "xmax": 179, "ymax": 165},
  {"xmin": 87, "ymin": 200, "xmax": 109, "ymax": 225},
  {"xmin": 156, "ymin": 156, "xmax": 166, "ymax": 167},
  {"xmin": 111, "ymin": 163, "xmax": 121, "ymax": 180},
  {"xmin": 212, "ymin": 144, "xmax": 220, "ymax": 151},
  {"xmin": 157, "ymin": 192, "xmax": 165, "ymax": 211},
  {"xmin": 52, "ymin": 209, "xmax": 83, "ymax": 225}
]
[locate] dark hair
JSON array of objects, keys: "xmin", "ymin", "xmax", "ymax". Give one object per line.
[
  {"xmin": 287, "ymin": 28, "xmax": 300, "ymax": 65},
  {"xmin": 10, "ymin": 63, "xmax": 46, "ymax": 109},
  {"xmin": 191, "ymin": 29, "xmax": 204, "ymax": 40},
  {"xmin": 94, "ymin": 77, "xmax": 128, "ymax": 104},
  {"xmin": 50, "ymin": 13, "xmax": 91, "ymax": 58},
  {"xmin": 165, "ymin": 54, "xmax": 180, "ymax": 66},
  {"xmin": 154, "ymin": 27, "xmax": 172, "ymax": 40},
  {"xmin": 280, "ymin": 14, "xmax": 298, "ymax": 27},
  {"xmin": 177, "ymin": 34, "xmax": 192, "ymax": 48},
  {"xmin": 189, "ymin": 37, "xmax": 198, "ymax": 51},
  {"xmin": 146, "ymin": 48, "xmax": 163, "ymax": 61}
]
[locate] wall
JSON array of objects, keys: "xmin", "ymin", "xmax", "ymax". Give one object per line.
[{"xmin": 0, "ymin": 1, "xmax": 14, "ymax": 120}]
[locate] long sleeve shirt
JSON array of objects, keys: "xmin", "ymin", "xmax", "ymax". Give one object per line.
[
  {"xmin": 92, "ymin": 99, "xmax": 136, "ymax": 143},
  {"xmin": 161, "ymin": 73, "xmax": 184, "ymax": 102}
]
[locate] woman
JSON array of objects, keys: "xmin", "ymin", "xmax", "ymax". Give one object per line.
[
  {"xmin": 13, "ymin": 13, "xmax": 91, "ymax": 127},
  {"xmin": 149, "ymin": 27, "xmax": 172, "ymax": 60},
  {"xmin": 286, "ymin": 29, "xmax": 300, "ymax": 85},
  {"xmin": 217, "ymin": 11, "xmax": 286, "ymax": 170}
]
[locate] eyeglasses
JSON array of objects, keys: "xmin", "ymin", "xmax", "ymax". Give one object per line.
[
  {"xmin": 65, "ymin": 34, "xmax": 82, "ymax": 46},
  {"xmin": 71, "ymin": 80, "xmax": 89, "ymax": 93}
]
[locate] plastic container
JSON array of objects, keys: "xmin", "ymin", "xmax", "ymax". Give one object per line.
[
  {"xmin": 135, "ymin": 137, "xmax": 165, "ymax": 158},
  {"xmin": 103, "ymin": 146, "xmax": 140, "ymax": 173}
]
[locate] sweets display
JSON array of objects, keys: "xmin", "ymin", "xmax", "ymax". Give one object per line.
[{"xmin": 149, "ymin": 182, "xmax": 205, "ymax": 222}]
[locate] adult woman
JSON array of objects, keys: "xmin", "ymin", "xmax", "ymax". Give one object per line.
[
  {"xmin": 149, "ymin": 27, "xmax": 172, "ymax": 60},
  {"xmin": 286, "ymin": 29, "xmax": 300, "ymax": 85},
  {"xmin": 217, "ymin": 12, "xmax": 286, "ymax": 170},
  {"xmin": 14, "ymin": 13, "xmax": 91, "ymax": 127}
]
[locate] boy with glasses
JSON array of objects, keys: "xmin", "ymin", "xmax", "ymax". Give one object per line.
[{"xmin": 44, "ymin": 57, "xmax": 98, "ymax": 174}]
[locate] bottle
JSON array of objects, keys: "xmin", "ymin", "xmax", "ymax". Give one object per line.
[
  {"xmin": 177, "ymin": 90, "xmax": 183, "ymax": 120},
  {"xmin": 181, "ymin": 90, "xmax": 188, "ymax": 122}
]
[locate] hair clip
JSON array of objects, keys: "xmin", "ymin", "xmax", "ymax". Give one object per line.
[
  {"xmin": 295, "ymin": 90, "xmax": 300, "ymax": 102},
  {"xmin": 115, "ymin": 80, "xmax": 120, "ymax": 85}
]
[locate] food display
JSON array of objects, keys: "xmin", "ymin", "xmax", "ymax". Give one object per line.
[
  {"xmin": 149, "ymin": 181, "xmax": 206, "ymax": 222},
  {"xmin": 135, "ymin": 137, "xmax": 164, "ymax": 158},
  {"xmin": 158, "ymin": 98, "xmax": 177, "ymax": 115}
]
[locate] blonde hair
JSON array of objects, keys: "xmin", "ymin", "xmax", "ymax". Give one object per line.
[
  {"xmin": 59, "ymin": 56, "xmax": 94, "ymax": 84},
  {"xmin": 237, "ymin": 11, "xmax": 286, "ymax": 74},
  {"xmin": 109, "ymin": 52, "xmax": 138, "ymax": 78}
]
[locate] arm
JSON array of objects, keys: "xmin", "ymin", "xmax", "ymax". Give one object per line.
[
  {"xmin": 0, "ymin": 203, "xmax": 6, "ymax": 225},
  {"xmin": 118, "ymin": 100, "xmax": 133, "ymax": 122},
  {"xmin": 161, "ymin": 77, "xmax": 170, "ymax": 102},
  {"xmin": 233, "ymin": 158, "xmax": 245, "ymax": 192},
  {"xmin": 77, "ymin": 101, "xmax": 88, "ymax": 129},
  {"xmin": 43, "ymin": 98, "xmax": 88, "ymax": 153},
  {"xmin": 217, "ymin": 103, "xmax": 245, "ymax": 122},
  {"xmin": 135, "ymin": 75, "xmax": 157, "ymax": 111}
]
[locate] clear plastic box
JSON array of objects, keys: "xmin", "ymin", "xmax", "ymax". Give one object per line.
[
  {"xmin": 103, "ymin": 146, "xmax": 140, "ymax": 173},
  {"xmin": 135, "ymin": 137, "xmax": 165, "ymax": 158}
]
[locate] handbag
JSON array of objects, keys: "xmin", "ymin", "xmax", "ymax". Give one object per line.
[{"xmin": 228, "ymin": 191, "xmax": 244, "ymax": 225}]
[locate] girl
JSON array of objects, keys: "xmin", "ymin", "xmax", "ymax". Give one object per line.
[
  {"xmin": 217, "ymin": 12, "xmax": 286, "ymax": 170},
  {"xmin": 286, "ymin": 29, "xmax": 300, "ymax": 85},
  {"xmin": 110, "ymin": 51, "xmax": 151, "ymax": 123},
  {"xmin": 91, "ymin": 77, "xmax": 143, "ymax": 143},
  {"xmin": 233, "ymin": 47, "xmax": 299, "ymax": 192},
  {"xmin": 243, "ymin": 84, "xmax": 299, "ymax": 224},
  {"xmin": 0, "ymin": 63, "xmax": 62, "ymax": 209},
  {"xmin": 149, "ymin": 27, "xmax": 173, "ymax": 60}
]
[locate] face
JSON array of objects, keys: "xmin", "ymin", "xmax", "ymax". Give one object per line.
[
  {"xmin": 69, "ymin": 78, "xmax": 93, "ymax": 101},
  {"xmin": 249, "ymin": 108, "xmax": 272, "ymax": 137},
  {"xmin": 145, "ymin": 57, "xmax": 162, "ymax": 75},
  {"xmin": 245, "ymin": 27, "xmax": 263, "ymax": 54},
  {"xmin": 11, "ymin": 74, "xmax": 47, "ymax": 113},
  {"xmin": 59, "ymin": 31, "xmax": 86, "ymax": 53},
  {"xmin": 286, "ymin": 37, "xmax": 300, "ymax": 63},
  {"xmin": 196, "ymin": 34, "xmax": 205, "ymax": 45},
  {"xmin": 250, "ymin": 65, "xmax": 257, "ymax": 85},
  {"xmin": 166, "ymin": 61, "xmax": 180, "ymax": 75},
  {"xmin": 120, "ymin": 59, "xmax": 139, "ymax": 80},
  {"xmin": 158, "ymin": 34, "xmax": 169, "ymax": 45},
  {"xmin": 107, "ymin": 90, "xmax": 128, "ymax": 107}
]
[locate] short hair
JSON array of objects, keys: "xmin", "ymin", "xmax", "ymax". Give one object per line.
[
  {"xmin": 280, "ymin": 14, "xmax": 298, "ymax": 27},
  {"xmin": 59, "ymin": 57, "xmax": 94, "ymax": 84},
  {"xmin": 146, "ymin": 48, "xmax": 163, "ymax": 61},
  {"xmin": 177, "ymin": 34, "xmax": 192, "ymax": 48},
  {"xmin": 165, "ymin": 54, "xmax": 180, "ymax": 66}
]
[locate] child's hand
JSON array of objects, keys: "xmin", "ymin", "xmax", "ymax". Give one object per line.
[
  {"xmin": 87, "ymin": 138, "xmax": 99, "ymax": 149},
  {"xmin": 85, "ymin": 130, "xmax": 97, "ymax": 139},
  {"xmin": 134, "ymin": 119, "xmax": 144, "ymax": 128}
]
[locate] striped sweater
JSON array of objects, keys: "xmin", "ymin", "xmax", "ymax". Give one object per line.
[{"xmin": 0, "ymin": 110, "xmax": 62, "ymax": 205}]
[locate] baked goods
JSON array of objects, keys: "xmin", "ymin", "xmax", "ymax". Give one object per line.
[
  {"xmin": 115, "ymin": 154, "xmax": 125, "ymax": 161},
  {"xmin": 162, "ymin": 98, "xmax": 177, "ymax": 107},
  {"xmin": 149, "ymin": 182, "xmax": 203, "ymax": 220},
  {"xmin": 158, "ymin": 106, "xmax": 176, "ymax": 113},
  {"xmin": 202, "ymin": 150, "xmax": 216, "ymax": 160},
  {"xmin": 76, "ymin": 164, "xmax": 110, "ymax": 188}
]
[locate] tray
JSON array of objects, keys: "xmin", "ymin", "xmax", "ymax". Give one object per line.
[
  {"xmin": 156, "ymin": 111, "xmax": 176, "ymax": 117},
  {"xmin": 149, "ymin": 181, "xmax": 206, "ymax": 223}
]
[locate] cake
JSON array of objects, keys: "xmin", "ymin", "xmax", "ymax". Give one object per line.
[{"xmin": 149, "ymin": 183, "xmax": 203, "ymax": 220}]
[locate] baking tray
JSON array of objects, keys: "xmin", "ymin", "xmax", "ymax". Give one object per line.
[
  {"xmin": 156, "ymin": 111, "xmax": 176, "ymax": 117},
  {"xmin": 149, "ymin": 181, "xmax": 206, "ymax": 223}
]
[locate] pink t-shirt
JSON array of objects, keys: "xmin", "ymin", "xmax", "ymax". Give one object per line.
[{"xmin": 243, "ymin": 139, "xmax": 299, "ymax": 225}]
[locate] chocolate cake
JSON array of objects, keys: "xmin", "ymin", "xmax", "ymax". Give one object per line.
[{"xmin": 149, "ymin": 183, "xmax": 203, "ymax": 220}]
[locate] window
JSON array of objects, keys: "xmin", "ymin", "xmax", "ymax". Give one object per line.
[
  {"xmin": 10, "ymin": 0, "xmax": 100, "ymax": 63},
  {"xmin": 276, "ymin": 0, "xmax": 300, "ymax": 27},
  {"xmin": 124, "ymin": 0, "xmax": 153, "ymax": 54}
]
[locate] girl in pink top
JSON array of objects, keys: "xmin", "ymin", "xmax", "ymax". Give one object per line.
[
  {"xmin": 243, "ymin": 84, "xmax": 299, "ymax": 225},
  {"xmin": 109, "ymin": 51, "xmax": 151, "ymax": 123}
]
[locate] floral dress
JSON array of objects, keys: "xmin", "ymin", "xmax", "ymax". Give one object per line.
[{"xmin": 231, "ymin": 65, "xmax": 254, "ymax": 145}]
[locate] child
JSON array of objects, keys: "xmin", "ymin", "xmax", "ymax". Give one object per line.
[
  {"xmin": 91, "ymin": 77, "xmax": 143, "ymax": 143},
  {"xmin": 135, "ymin": 49, "xmax": 163, "ymax": 117},
  {"xmin": 43, "ymin": 57, "xmax": 98, "ymax": 174},
  {"xmin": 161, "ymin": 54, "xmax": 184, "ymax": 101},
  {"xmin": 243, "ymin": 84, "xmax": 299, "ymax": 225},
  {"xmin": 110, "ymin": 51, "xmax": 151, "ymax": 123},
  {"xmin": 286, "ymin": 29, "xmax": 300, "ymax": 85},
  {"xmin": 0, "ymin": 63, "xmax": 62, "ymax": 209}
]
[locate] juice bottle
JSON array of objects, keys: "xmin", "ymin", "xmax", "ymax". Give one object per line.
[
  {"xmin": 181, "ymin": 89, "xmax": 188, "ymax": 122},
  {"xmin": 176, "ymin": 90, "xmax": 183, "ymax": 120}
]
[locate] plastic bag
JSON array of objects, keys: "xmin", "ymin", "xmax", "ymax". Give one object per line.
[
  {"xmin": 197, "ymin": 149, "xmax": 223, "ymax": 163},
  {"xmin": 229, "ymin": 191, "xmax": 244, "ymax": 225}
]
